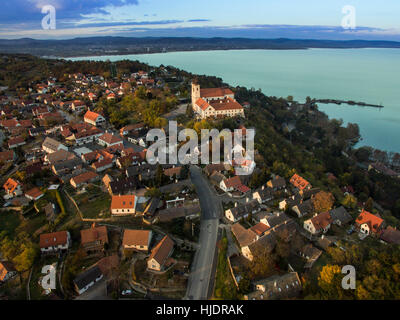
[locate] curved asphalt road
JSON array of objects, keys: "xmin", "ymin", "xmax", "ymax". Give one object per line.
[{"xmin": 185, "ymin": 166, "xmax": 221, "ymax": 300}]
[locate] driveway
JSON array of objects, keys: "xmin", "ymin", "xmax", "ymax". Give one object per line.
[{"xmin": 185, "ymin": 166, "xmax": 221, "ymax": 300}]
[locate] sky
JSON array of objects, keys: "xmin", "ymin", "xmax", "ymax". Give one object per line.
[{"xmin": 1, "ymin": 0, "xmax": 400, "ymax": 40}]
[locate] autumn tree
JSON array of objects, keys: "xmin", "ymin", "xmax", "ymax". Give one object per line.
[{"xmin": 312, "ymin": 191, "xmax": 335, "ymax": 213}]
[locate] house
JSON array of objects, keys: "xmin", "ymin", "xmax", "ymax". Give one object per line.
[
  {"xmin": 39, "ymin": 231, "xmax": 71, "ymax": 254},
  {"xmin": 108, "ymin": 176, "xmax": 137, "ymax": 195},
  {"xmin": 292, "ymin": 199, "xmax": 314, "ymax": 218},
  {"xmin": 157, "ymin": 205, "xmax": 201, "ymax": 222},
  {"xmin": 29, "ymin": 127, "xmax": 46, "ymax": 137},
  {"xmin": 290, "ymin": 173, "xmax": 312, "ymax": 192},
  {"xmin": 299, "ymin": 244, "xmax": 322, "ymax": 268},
  {"xmin": 51, "ymin": 158, "xmax": 82, "ymax": 176},
  {"xmin": 80, "ymin": 224, "xmax": 109, "ymax": 254},
  {"xmin": 98, "ymin": 132, "xmax": 123, "ymax": 148},
  {"xmin": 355, "ymin": 210, "xmax": 384, "ymax": 236},
  {"xmin": 71, "ymin": 100, "xmax": 86, "ymax": 112},
  {"xmin": 249, "ymin": 223, "xmax": 270, "ymax": 237},
  {"xmin": 380, "ymin": 226, "xmax": 400, "ymax": 245},
  {"xmin": 231, "ymin": 223, "xmax": 258, "ymax": 251},
  {"xmin": 252, "ymin": 186, "xmax": 274, "ymax": 204},
  {"xmin": 220, "ymin": 176, "xmax": 242, "ymax": 192},
  {"xmin": 120, "ymin": 123, "xmax": 145, "ymax": 136},
  {"xmin": 329, "ymin": 206, "xmax": 352, "ymax": 226},
  {"xmin": 304, "ymin": 211, "xmax": 333, "ymax": 235},
  {"xmin": 71, "ymin": 126, "xmax": 103, "ymax": 145},
  {"xmin": 84, "ymin": 110, "xmax": 106, "ymax": 127},
  {"xmin": 242, "ymin": 232, "xmax": 276, "ymax": 261},
  {"xmin": 244, "ymin": 272, "xmax": 302, "ymax": 300},
  {"xmin": 25, "ymin": 187, "xmax": 44, "ymax": 201},
  {"xmin": 163, "ymin": 166, "xmax": 182, "ymax": 180},
  {"xmin": 42, "ymin": 137, "xmax": 68, "ymax": 154},
  {"xmin": 111, "ymin": 195, "xmax": 137, "ymax": 216},
  {"xmin": 147, "ymin": 235, "xmax": 175, "ymax": 272},
  {"xmin": 260, "ymin": 212, "xmax": 293, "ymax": 230},
  {"xmin": 122, "ymin": 229, "xmax": 152, "ymax": 252},
  {"xmin": 3, "ymin": 178, "xmax": 23, "ymax": 199},
  {"xmin": 225, "ymin": 200, "xmax": 261, "ymax": 223},
  {"xmin": 266, "ymin": 176, "xmax": 286, "ymax": 191},
  {"xmin": 46, "ymin": 149, "xmax": 76, "ymax": 164},
  {"xmin": 8, "ymin": 136, "xmax": 26, "ymax": 149},
  {"xmin": 74, "ymin": 266, "xmax": 103, "ymax": 295},
  {"xmin": 70, "ymin": 171, "xmax": 99, "ymax": 188},
  {"xmin": 191, "ymin": 82, "xmax": 244, "ymax": 119},
  {"xmin": 91, "ymin": 158, "xmax": 113, "ymax": 172},
  {"xmin": 0, "ymin": 261, "xmax": 17, "ymax": 283}
]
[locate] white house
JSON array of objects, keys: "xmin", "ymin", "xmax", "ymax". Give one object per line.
[{"xmin": 39, "ymin": 231, "xmax": 71, "ymax": 254}]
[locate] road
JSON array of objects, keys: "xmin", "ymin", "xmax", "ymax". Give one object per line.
[{"xmin": 185, "ymin": 166, "xmax": 221, "ymax": 300}]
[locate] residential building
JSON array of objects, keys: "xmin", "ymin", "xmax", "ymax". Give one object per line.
[
  {"xmin": 25, "ymin": 187, "xmax": 44, "ymax": 201},
  {"xmin": 0, "ymin": 261, "xmax": 17, "ymax": 283},
  {"xmin": 290, "ymin": 173, "xmax": 312, "ymax": 192},
  {"xmin": 304, "ymin": 211, "xmax": 333, "ymax": 235},
  {"xmin": 84, "ymin": 110, "xmax": 106, "ymax": 126},
  {"xmin": 355, "ymin": 210, "xmax": 384, "ymax": 236},
  {"xmin": 74, "ymin": 266, "xmax": 103, "ymax": 295},
  {"xmin": 3, "ymin": 178, "xmax": 22, "ymax": 199},
  {"xmin": 244, "ymin": 272, "xmax": 302, "ymax": 300},
  {"xmin": 122, "ymin": 229, "xmax": 152, "ymax": 252},
  {"xmin": 42, "ymin": 137, "xmax": 68, "ymax": 154},
  {"xmin": 329, "ymin": 206, "xmax": 352, "ymax": 226},
  {"xmin": 111, "ymin": 195, "xmax": 137, "ymax": 216},
  {"xmin": 147, "ymin": 235, "xmax": 175, "ymax": 272},
  {"xmin": 39, "ymin": 231, "xmax": 71, "ymax": 254},
  {"xmin": 98, "ymin": 132, "xmax": 123, "ymax": 148},
  {"xmin": 80, "ymin": 224, "xmax": 109, "ymax": 254},
  {"xmin": 70, "ymin": 171, "xmax": 99, "ymax": 188}
]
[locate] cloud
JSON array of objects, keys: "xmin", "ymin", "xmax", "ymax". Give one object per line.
[
  {"xmin": 0, "ymin": 0, "xmax": 139, "ymax": 23},
  {"xmin": 187, "ymin": 19, "xmax": 211, "ymax": 23}
]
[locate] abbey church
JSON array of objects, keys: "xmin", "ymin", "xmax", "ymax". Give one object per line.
[{"xmin": 191, "ymin": 80, "xmax": 245, "ymax": 119}]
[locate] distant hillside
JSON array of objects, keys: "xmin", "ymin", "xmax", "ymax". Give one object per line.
[{"xmin": 0, "ymin": 37, "xmax": 400, "ymax": 57}]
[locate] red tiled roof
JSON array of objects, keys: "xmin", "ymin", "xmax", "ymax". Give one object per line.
[
  {"xmin": 223, "ymin": 176, "xmax": 242, "ymax": 189},
  {"xmin": 39, "ymin": 231, "xmax": 68, "ymax": 248},
  {"xmin": 310, "ymin": 211, "xmax": 333, "ymax": 230},
  {"xmin": 81, "ymin": 225, "xmax": 108, "ymax": 245},
  {"xmin": 3, "ymin": 178, "xmax": 20, "ymax": 193},
  {"xmin": 71, "ymin": 171, "xmax": 99, "ymax": 185},
  {"xmin": 122, "ymin": 229, "xmax": 151, "ymax": 247},
  {"xmin": 290, "ymin": 174, "xmax": 311, "ymax": 191},
  {"xmin": 84, "ymin": 110, "xmax": 102, "ymax": 122},
  {"xmin": 200, "ymin": 87, "xmax": 234, "ymax": 98},
  {"xmin": 111, "ymin": 195, "xmax": 135, "ymax": 210},
  {"xmin": 209, "ymin": 97, "xmax": 243, "ymax": 111},
  {"xmin": 356, "ymin": 210, "xmax": 384, "ymax": 234},
  {"xmin": 99, "ymin": 133, "xmax": 122, "ymax": 145},
  {"xmin": 25, "ymin": 187, "xmax": 43, "ymax": 199}
]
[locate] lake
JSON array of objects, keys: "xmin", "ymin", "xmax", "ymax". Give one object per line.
[{"xmin": 70, "ymin": 48, "xmax": 400, "ymax": 153}]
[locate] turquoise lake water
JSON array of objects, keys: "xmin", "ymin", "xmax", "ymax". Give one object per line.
[{"xmin": 70, "ymin": 48, "xmax": 400, "ymax": 152}]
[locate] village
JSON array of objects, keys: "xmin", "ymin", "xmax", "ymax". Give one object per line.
[{"xmin": 0, "ymin": 56, "xmax": 400, "ymax": 301}]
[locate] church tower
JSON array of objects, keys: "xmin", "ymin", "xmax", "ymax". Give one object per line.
[{"xmin": 191, "ymin": 79, "xmax": 200, "ymax": 110}]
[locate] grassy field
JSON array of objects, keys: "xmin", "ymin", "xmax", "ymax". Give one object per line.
[
  {"xmin": 73, "ymin": 185, "xmax": 111, "ymax": 219},
  {"xmin": 213, "ymin": 231, "xmax": 241, "ymax": 300}
]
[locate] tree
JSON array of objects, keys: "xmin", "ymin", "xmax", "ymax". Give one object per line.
[
  {"xmin": 341, "ymin": 194, "xmax": 357, "ymax": 209},
  {"xmin": 312, "ymin": 191, "xmax": 335, "ymax": 213}
]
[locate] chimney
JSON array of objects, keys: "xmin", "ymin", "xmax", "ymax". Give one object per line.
[
  {"xmin": 262, "ymin": 185, "xmax": 265, "ymax": 190},
  {"xmin": 235, "ymin": 203, "xmax": 238, "ymax": 207},
  {"xmin": 246, "ymin": 198, "xmax": 249, "ymax": 203},
  {"xmin": 321, "ymin": 235, "xmax": 325, "ymax": 239}
]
